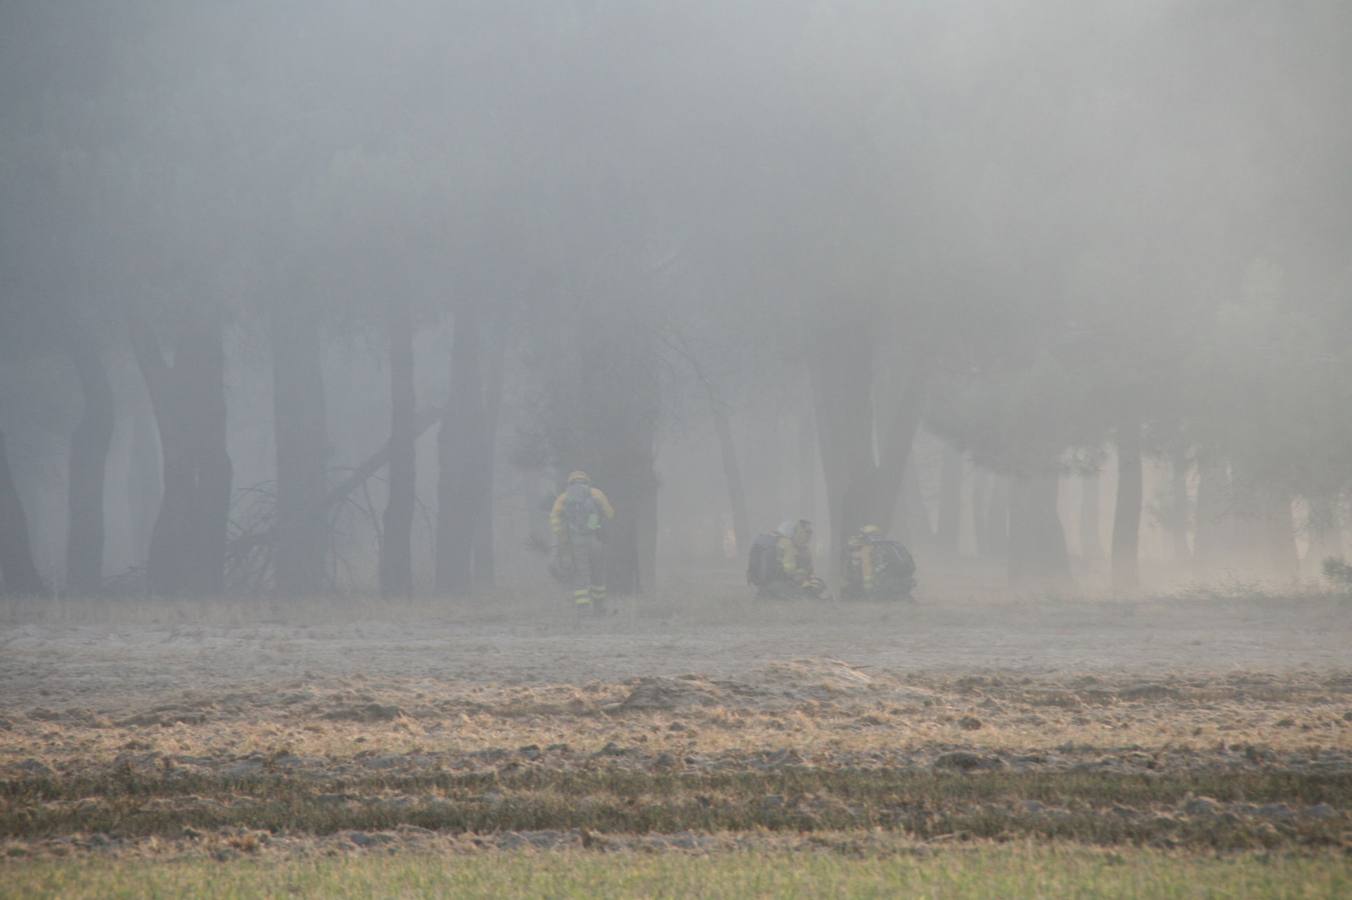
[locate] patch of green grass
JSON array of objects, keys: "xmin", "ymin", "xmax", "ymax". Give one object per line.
[{"xmin": 5, "ymin": 846, "xmax": 1349, "ymax": 899}]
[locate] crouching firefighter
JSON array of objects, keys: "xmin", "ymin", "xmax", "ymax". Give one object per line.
[
  {"xmin": 843, "ymin": 525, "xmax": 916, "ymax": 602},
  {"xmin": 746, "ymin": 519, "xmax": 829, "ymax": 600},
  {"xmin": 550, "ymin": 471, "xmax": 615, "ymax": 611}
]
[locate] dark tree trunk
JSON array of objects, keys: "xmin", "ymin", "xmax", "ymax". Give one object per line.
[
  {"xmin": 271, "ymin": 305, "xmax": 328, "ymax": 597},
  {"xmin": 712, "ymin": 405, "xmax": 749, "ymax": 555},
  {"xmin": 380, "ymin": 302, "xmax": 416, "ymax": 599},
  {"xmin": 130, "ymin": 309, "xmax": 232, "ymax": 597},
  {"xmin": 437, "ymin": 305, "xmax": 487, "ymax": 596},
  {"xmin": 1008, "ymin": 473, "xmax": 1069, "ymax": 588},
  {"xmin": 0, "ymin": 429, "xmax": 49, "ymax": 597},
  {"xmin": 936, "ymin": 442, "xmax": 963, "ymax": 554},
  {"xmin": 64, "ymin": 328, "xmax": 114, "ymax": 595},
  {"xmin": 811, "ymin": 321, "xmax": 925, "ymax": 574},
  {"xmin": 1078, "ymin": 471, "xmax": 1103, "ymax": 564},
  {"xmin": 1111, "ymin": 420, "xmax": 1143, "ymax": 590}
]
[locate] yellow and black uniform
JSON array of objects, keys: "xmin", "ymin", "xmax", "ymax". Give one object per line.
[
  {"xmin": 757, "ymin": 519, "xmax": 827, "ymax": 600},
  {"xmin": 550, "ymin": 472, "xmax": 615, "ymax": 608},
  {"xmin": 844, "ymin": 525, "xmax": 916, "ymax": 601}
]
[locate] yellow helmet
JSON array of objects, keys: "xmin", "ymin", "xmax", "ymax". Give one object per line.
[
  {"xmin": 860, "ymin": 525, "xmax": 881, "ymax": 536},
  {"xmin": 567, "ymin": 471, "xmax": 590, "ymax": 485}
]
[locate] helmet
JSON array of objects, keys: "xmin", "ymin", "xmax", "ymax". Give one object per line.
[
  {"xmin": 859, "ymin": 525, "xmax": 881, "ymax": 536},
  {"xmin": 567, "ymin": 471, "xmax": 590, "ymax": 485}
]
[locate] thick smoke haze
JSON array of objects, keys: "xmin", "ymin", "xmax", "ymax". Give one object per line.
[{"xmin": 2, "ymin": 1, "xmax": 1351, "ymax": 599}]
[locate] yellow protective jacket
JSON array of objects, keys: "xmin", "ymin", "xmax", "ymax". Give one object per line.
[
  {"xmin": 776, "ymin": 535, "xmax": 814, "ymax": 585},
  {"xmin": 847, "ymin": 541, "xmax": 876, "ymax": 592},
  {"xmin": 550, "ymin": 486, "xmax": 615, "ymax": 538}
]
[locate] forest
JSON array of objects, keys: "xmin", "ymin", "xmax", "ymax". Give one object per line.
[{"xmin": 2, "ymin": 1, "xmax": 1350, "ymax": 603}]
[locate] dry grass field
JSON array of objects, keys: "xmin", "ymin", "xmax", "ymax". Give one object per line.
[{"xmin": 2, "ymin": 583, "xmax": 1350, "ymax": 896}]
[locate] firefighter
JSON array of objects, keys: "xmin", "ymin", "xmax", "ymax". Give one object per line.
[
  {"xmin": 550, "ymin": 471, "xmax": 615, "ymax": 610},
  {"xmin": 747, "ymin": 519, "xmax": 828, "ymax": 600},
  {"xmin": 843, "ymin": 524, "xmax": 916, "ymax": 601}
]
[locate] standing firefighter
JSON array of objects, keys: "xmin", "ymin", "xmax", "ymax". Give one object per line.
[
  {"xmin": 550, "ymin": 471, "xmax": 615, "ymax": 611},
  {"xmin": 747, "ymin": 519, "xmax": 829, "ymax": 600},
  {"xmin": 843, "ymin": 525, "xmax": 916, "ymax": 602}
]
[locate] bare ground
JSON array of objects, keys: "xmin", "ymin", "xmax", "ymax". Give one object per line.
[{"xmin": 2, "ymin": 586, "xmax": 1350, "ymax": 861}]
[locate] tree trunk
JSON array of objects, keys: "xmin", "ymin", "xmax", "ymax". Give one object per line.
[
  {"xmin": 811, "ymin": 321, "xmax": 925, "ymax": 574},
  {"xmin": 1078, "ymin": 470, "xmax": 1102, "ymax": 564},
  {"xmin": 0, "ymin": 428, "xmax": 50, "ymax": 597},
  {"xmin": 271, "ymin": 306, "xmax": 328, "ymax": 597},
  {"xmin": 380, "ymin": 302, "xmax": 416, "ymax": 599},
  {"xmin": 712, "ymin": 407, "xmax": 749, "ymax": 555},
  {"xmin": 1008, "ymin": 472, "xmax": 1069, "ymax": 588},
  {"xmin": 436, "ymin": 305, "xmax": 487, "ymax": 596},
  {"xmin": 1111, "ymin": 419, "xmax": 1143, "ymax": 591},
  {"xmin": 64, "ymin": 328, "xmax": 114, "ymax": 595},
  {"xmin": 936, "ymin": 442, "xmax": 963, "ymax": 554},
  {"xmin": 130, "ymin": 309, "xmax": 232, "ymax": 597}
]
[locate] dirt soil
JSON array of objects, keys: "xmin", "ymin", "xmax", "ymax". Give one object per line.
[{"xmin": 2, "ymin": 590, "xmax": 1350, "ymax": 860}]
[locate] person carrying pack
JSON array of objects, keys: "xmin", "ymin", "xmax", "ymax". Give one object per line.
[
  {"xmin": 843, "ymin": 525, "xmax": 916, "ymax": 601},
  {"xmin": 550, "ymin": 471, "xmax": 615, "ymax": 611},
  {"xmin": 748, "ymin": 519, "xmax": 828, "ymax": 600}
]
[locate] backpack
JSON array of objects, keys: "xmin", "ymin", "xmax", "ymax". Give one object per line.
[
  {"xmin": 562, "ymin": 482, "xmax": 602, "ymax": 534},
  {"xmin": 869, "ymin": 538, "xmax": 916, "ymax": 591},
  {"xmin": 746, "ymin": 533, "xmax": 781, "ymax": 586}
]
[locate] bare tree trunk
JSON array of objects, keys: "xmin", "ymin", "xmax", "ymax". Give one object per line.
[
  {"xmin": 1111, "ymin": 420, "xmax": 1143, "ymax": 590},
  {"xmin": 272, "ymin": 306, "xmax": 328, "ymax": 597},
  {"xmin": 380, "ymin": 302, "xmax": 415, "ymax": 599},
  {"xmin": 812, "ymin": 321, "xmax": 925, "ymax": 574},
  {"xmin": 130, "ymin": 309, "xmax": 232, "ymax": 596},
  {"xmin": 712, "ymin": 408, "xmax": 749, "ymax": 554},
  {"xmin": 0, "ymin": 428, "xmax": 49, "ymax": 597},
  {"xmin": 1008, "ymin": 472, "xmax": 1069, "ymax": 588},
  {"xmin": 64, "ymin": 328, "xmax": 114, "ymax": 595},
  {"xmin": 437, "ymin": 305, "xmax": 486, "ymax": 596},
  {"xmin": 936, "ymin": 442, "xmax": 963, "ymax": 554},
  {"xmin": 1078, "ymin": 470, "xmax": 1102, "ymax": 564}
]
